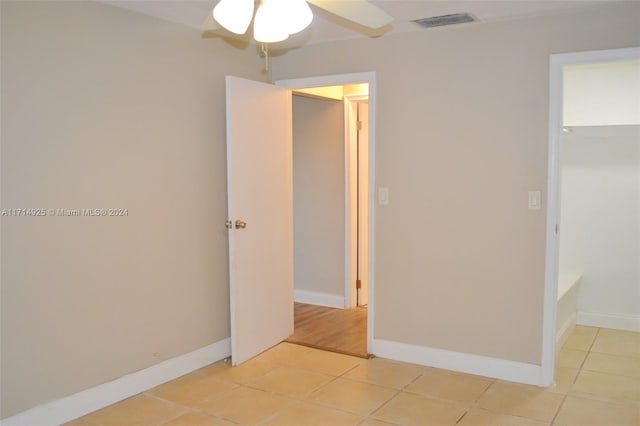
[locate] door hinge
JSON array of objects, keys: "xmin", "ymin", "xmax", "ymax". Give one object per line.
[
  {"xmin": 356, "ymin": 279, "xmax": 362, "ymax": 289},
  {"xmin": 555, "ymin": 224, "xmax": 558, "ymax": 234},
  {"xmin": 357, "ymin": 120, "xmax": 363, "ymax": 131}
]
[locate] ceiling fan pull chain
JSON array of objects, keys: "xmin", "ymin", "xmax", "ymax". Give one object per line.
[{"xmin": 261, "ymin": 43, "xmax": 269, "ymax": 72}]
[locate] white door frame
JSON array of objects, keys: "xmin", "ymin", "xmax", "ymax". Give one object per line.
[
  {"xmin": 345, "ymin": 94, "xmax": 369, "ymax": 309},
  {"xmin": 542, "ymin": 46, "xmax": 640, "ymax": 385},
  {"xmin": 276, "ymin": 72, "xmax": 377, "ymax": 353}
]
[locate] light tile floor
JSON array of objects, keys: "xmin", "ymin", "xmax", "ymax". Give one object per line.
[{"xmin": 66, "ymin": 326, "xmax": 639, "ymax": 425}]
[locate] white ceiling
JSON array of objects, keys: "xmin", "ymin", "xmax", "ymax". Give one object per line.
[{"xmin": 102, "ymin": 0, "xmax": 616, "ymax": 49}]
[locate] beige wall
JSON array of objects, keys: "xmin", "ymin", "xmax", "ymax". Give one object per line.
[
  {"xmin": 0, "ymin": 1, "xmax": 263, "ymax": 418},
  {"xmin": 292, "ymin": 96, "xmax": 345, "ymax": 296},
  {"xmin": 272, "ymin": 2, "xmax": 640, "ymax": 364}
]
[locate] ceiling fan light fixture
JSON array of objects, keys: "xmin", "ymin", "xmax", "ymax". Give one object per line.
[
  {"xmin": 282, "ymin": 0, "xmax": 313, "ymax": 35},
  {"xmin": 254, "ymin": 0, "xmax": 289, "ymax": 43},
  {"xmin": 213, "ymin": 0, "xmax": 254, "ymax": 35}
]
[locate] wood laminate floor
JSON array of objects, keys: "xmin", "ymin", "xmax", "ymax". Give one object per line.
[{"xmin": 286, "ymin": 302, "xmax": 368, "ymax": 358}]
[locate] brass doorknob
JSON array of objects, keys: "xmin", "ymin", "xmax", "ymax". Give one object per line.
[
  {"xmin": 235, "ymin": 219, "xmax": 247, "ymax": 229},
  {"xmin": 224, "ymin": 221, "xmax": 232, "ymax": 229}
]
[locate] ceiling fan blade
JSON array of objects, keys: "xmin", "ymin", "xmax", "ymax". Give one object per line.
[
  {"xmin": 201, "ymin": 9, "xmax": 223, "ymax": 32},
  {"xmin": 306, "ymin": 0, "xmax": 393, "ymax": 29}
]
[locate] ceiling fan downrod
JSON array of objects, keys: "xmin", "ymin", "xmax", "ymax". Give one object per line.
[{"xmin": 260, "ymin": 43, "xmax": 269, "ymax": 71}]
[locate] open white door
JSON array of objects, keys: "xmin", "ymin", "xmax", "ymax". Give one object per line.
[{"xmin": 225, "ymin": 76, "xmax": 294, "ymax": 366}]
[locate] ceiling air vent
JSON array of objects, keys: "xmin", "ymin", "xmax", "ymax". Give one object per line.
[{"xmin": 412, "ymin": 13, "xmax": 475, "ymax": 29}]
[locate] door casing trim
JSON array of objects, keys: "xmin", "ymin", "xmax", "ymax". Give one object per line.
[
  {"xmin": 344, "ymin": 93, "xmax": 369, "ymax": 308},
  {"xmin": 276, "ymin": 72, "xmax": 377, "ymax": 353}
]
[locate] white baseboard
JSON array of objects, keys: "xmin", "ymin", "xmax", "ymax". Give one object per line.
[
  {"xmin": 294, "ymin": 289, "xmax": 345, "ymax": 308},
  {"xmin": 556, "ymin": 312, "xmax": 577, "ymax": 348},
  {"xmin": 372, "ymin": 339, "xmax": 546, "ymax": 387},
  {"xmin": 577, "ymin": 311, "xmax": 640, "ymax": 332},
  {"xmin": 0, "ymin": 338, "xmax": 231, "ymax": 426}
]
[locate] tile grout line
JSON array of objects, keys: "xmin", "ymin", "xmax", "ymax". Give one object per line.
[
  {"xmin": 579, "ymin": 327, "xmax": 601, "ymax": 369},
  {"xmin": 357, "ymin": 415, "xmax": 402, "ymax": 426},
  {"xmin": 550, "ymin": 392, "xmax": 570, "ymax": 426},
  {"xmin": 291, "ymin": 360, "xmax": 411, "ymax": 421},
  {"xmin": 563, "ymin": 327, "xmax": 640, "ymax": 409},
  {"xmin": 141, "ymin": 391, "xmax": 197, "ymax": 425},
  {"xmin": 401, "ymin": 370, "xmax": 425, "ymax": 390},
  {"xmin": 143, "ymin": 396, "xmax": 225, "ymax": 426},
  {"xmin": 568, "ymin": 327, "xmax": 599, "ymax": 389},
  {"xmin": 454, "ymin": 376, "xmax": 496, "ymax": 425},
  {"xmin": 550, "ymin": 329, "xmax": 580, "ymax": 426},
  {"xmin": 251, "ymin": 394, "xmax": 300, "ymax": 426},
  {"xmin": 337, "ymin": 361, "xmax": 365, "ymax": 379},
  {"xmin": 454, "ymin": 410, "xmax": 470, "ymax": 425},
  {"xmin": 551, "ymin": 327, "xmax": 600, "ymax": 426},
  {"xmin": 239, "ymin": 362, "xmax": 362, "ymax": 416},
  {"xmin": 363, "ymin": 370, "xmax": 424, "ymax": 421},
  {"xmin": 252, "ymin": 375, "xmax": 385, "ymax": 425},
  {"xmin": 366, "ymin": 388, "xmax": 404, "ymax": 421}
]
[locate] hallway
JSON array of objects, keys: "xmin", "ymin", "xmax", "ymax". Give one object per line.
[{"xmin": 286, "ymin": 303, "xmax": 367, "ymax": 358}]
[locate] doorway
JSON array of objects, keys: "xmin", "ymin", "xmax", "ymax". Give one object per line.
[
  {"xmin": 277, "ymin": 75, "xmax": 375, "ymax": 358},
  {"xmin": 225, "ymin": 73, "xmax": 376, "ymax": 365},
  {"xmin": 543, "ymin": 47, "xmax": 640, "ymax": 385}
]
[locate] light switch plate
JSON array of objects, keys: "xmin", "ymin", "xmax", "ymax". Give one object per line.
[
  {"xmin": 528, "ymin": 190, "xmax": 541, "ymax": 210},
  {"xmin": 378, "ymin": 187, "xmax": 389, "ymax": 205}
]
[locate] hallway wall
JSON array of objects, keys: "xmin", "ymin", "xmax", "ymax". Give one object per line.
[{"xmin": 292, "ymin": 96, "xmax": 346, "ymax": 300}]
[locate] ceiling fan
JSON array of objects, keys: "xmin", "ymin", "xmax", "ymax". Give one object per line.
[{"xmin": 211, "ymin": 0, "xmax": 394, "ymax": 44}]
